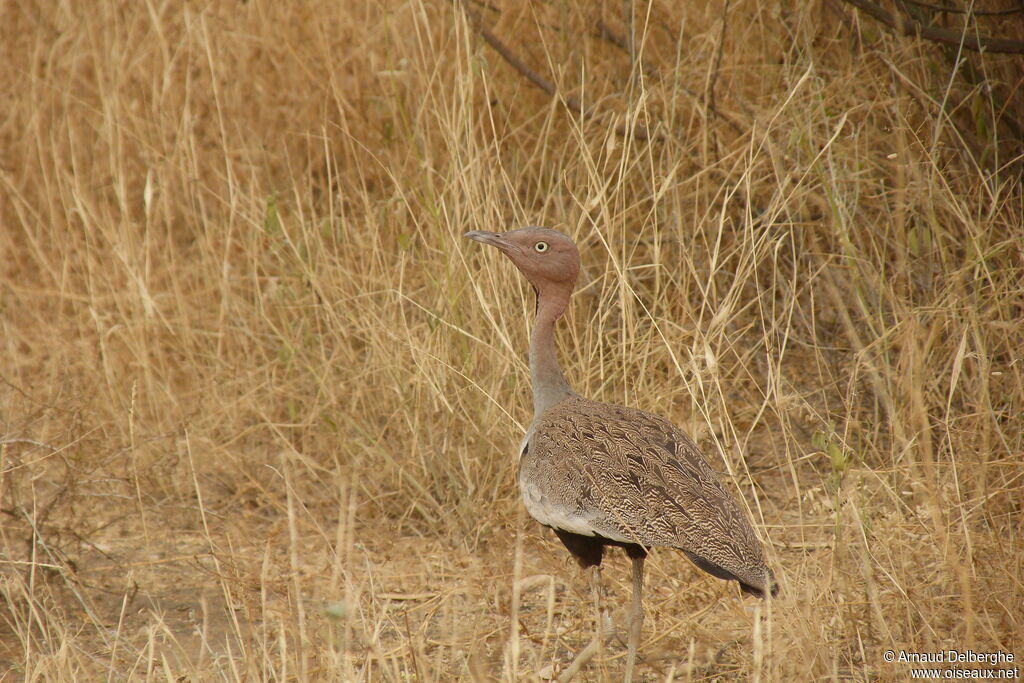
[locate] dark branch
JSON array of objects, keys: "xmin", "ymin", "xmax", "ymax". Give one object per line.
[
  {"xmin": 473, "ymin": 17, "xmax": 587, "ymax": 113},
  {"xmin": 594, "ymin": 19, "xmax": 744, "ymax": 135},
  {"xmin": 898, "ymin": 0, "xmax": 1024, "ymax": 16},
  {"xmin": 839, "ymin": 0, "xmax": 1024, "ymax": 53},
  {"xmin": 459, "ymin": 3, "xmax": 660, "ymax": 140},
  {"xmin": 707, "ymin": 0, "xmax": 732, "ymax": 115}
]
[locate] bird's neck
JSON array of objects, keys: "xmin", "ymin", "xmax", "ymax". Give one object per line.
[{"xmin": 529, "ymin": 287, "xmax": 575, "ymax": 419}]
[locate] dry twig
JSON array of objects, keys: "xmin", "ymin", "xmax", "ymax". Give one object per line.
[
  {"xmin": 840, "ymin": 0, "xmax": 1024, "ymax": 53},
  {"xmin": 707, "ymin": 0, "xmax": 732, "ymax": 115},
  {"xmin": 898, "ymin": 0, "xmax": 1024, "ymax": 16},
  {"xmin": 458, "ymin": 2, "xmax": 661, "ymax": 141},
  {"xmin": 594, "ymin": 19, "xmax": 745, "ymax": 135}
]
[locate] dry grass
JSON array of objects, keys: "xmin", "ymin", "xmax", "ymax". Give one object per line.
[{"xmin": 1, "ymin": 1, "xmax": 1022, "ymax": 680}]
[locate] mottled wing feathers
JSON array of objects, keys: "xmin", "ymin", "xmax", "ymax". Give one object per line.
[{"xmin": 519, "ymin": 396, "xmax": 771, "ymax": 593}]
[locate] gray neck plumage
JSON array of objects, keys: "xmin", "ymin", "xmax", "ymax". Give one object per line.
[{"xmin": 529, "ymin": 289, "xmax": 575, "ymax": 419}]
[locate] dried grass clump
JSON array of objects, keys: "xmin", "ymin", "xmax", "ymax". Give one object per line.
[{"xmin": 1, "ymin": 0, "xmax": 1021, "ymax": 680}]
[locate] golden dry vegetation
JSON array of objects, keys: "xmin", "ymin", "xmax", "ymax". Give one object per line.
[{"xmin": 1, "ymin": 1, "xmax": 1022, "ymax": 680}]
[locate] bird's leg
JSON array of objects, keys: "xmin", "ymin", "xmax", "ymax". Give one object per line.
[
  {"xmin": 624, "ymin": 555, "xmax": 645, "ymax": 683},
  {"xmin": 591, "ymin": 564, "xmax": 606, "ymax": 659},
  {"xmin": 557, "ymin": 565, "xmax": 605, "ymax": 683}
]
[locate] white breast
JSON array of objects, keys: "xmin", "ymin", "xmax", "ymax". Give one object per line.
[{"xmin": 517, "ymin": 475, "xmax": 632, "ymax": 542}]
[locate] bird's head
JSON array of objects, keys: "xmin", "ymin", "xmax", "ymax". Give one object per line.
[{"xmin": 463, "ymin": 227, "xmax": 580, "ymax": 296}]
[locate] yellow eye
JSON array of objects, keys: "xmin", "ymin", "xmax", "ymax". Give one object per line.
[{"xmin": 534, "ymin": 241, "xmax": 549, "ymax": 253}]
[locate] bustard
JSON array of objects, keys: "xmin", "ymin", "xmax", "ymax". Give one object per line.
[{"xmin": 465, "ymin": 227, "xmax": 776, "ymax": 682}]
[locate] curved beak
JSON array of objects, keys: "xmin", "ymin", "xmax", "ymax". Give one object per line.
[{"xmin": 464, "ymin": 230, "xmax": 521, "ymax": 254}]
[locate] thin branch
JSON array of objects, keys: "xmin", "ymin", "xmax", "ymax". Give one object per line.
[
  {"xmin": 473, "ymin": 16, "xmax": 587, "ymax": 113},
  {"xmin": 623, "ymin": 0, "xmax": 638, "ymax": 89},
  {"xmin": 707, "ymin": 0, "xmax": 732, "ymax": 115},
  {"xmin": 596, "ymin": 18, "xmax": 745, "ymax": 134},
  {"xmin": 0, "ymin": 438, "xmax": 61, "ymax": 452},
  {"xmin": 459, "ymin": 2, "xmax": 660, "ymax": 140},
  {"xmin": 839, "ymin": 0, "xmax": 1024, "ymax": 53},
  {"xmin": 899, "ymin": 0, "xmax": 1024, "ymax": 15}
]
